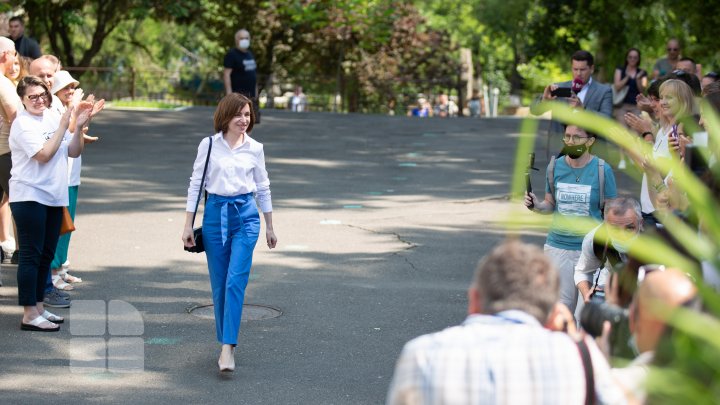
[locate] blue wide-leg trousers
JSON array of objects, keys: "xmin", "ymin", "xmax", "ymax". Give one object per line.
[{"xmin": 203, "ymin": 193, "xmax": 260, "ymax": 345}]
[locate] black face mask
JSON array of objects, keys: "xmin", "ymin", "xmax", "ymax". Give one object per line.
[{"xmin": 562, "ymin": 144, "xmax": 588, "ymax": 159}]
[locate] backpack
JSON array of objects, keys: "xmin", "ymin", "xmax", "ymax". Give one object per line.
[{"xmin": 547, "ymin": 155, "xmax": 606, "ymax": 213}]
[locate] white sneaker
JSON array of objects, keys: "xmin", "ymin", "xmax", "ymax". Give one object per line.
[
  {"xmin": 1, "ymin": 237, "xmax": 16, "ymax": 252},
  {"xmin": 0, "ymin": 237, "xmax": 15, "ymax": 264},
  {"xmin": 618, "ymin": 159, "xmax": 627, "ymax": 170}
]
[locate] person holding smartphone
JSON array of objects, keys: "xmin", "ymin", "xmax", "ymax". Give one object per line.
[
  {"xmin": 638, "ymin": 79, "xmax": 696, "ymax": 228},
  {"xmin": 531, "ymin": 50, "xmax": 613, "ymax": 152},
  {"xmin": 524, "ymin": 124, "xmax": 618, "ymax": 317}
]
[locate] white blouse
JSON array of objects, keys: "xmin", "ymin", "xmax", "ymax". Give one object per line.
[
  {"xmin": 186, "ymin": 133, "xmax": 272, "ymax": 213},
  {"xmin": 640, "ymin": 125, "xmax": 672, "ymax": 213}
]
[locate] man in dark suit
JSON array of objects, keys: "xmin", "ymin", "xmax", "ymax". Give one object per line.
[
  {"xmin": 7, "ymin": 16, "xmax": 40, "ymax": 60},
  {"xmin": 531, "ymin": 50, "xmax": 613, "ymax": 155}
]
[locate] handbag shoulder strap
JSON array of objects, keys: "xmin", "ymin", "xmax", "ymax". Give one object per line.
[
  {"xmin": 576, "ymin": 338, "xmax": 596, "ymax": 405},
  {"xmin": 191, "ymin": 137, "xmax": 213, "ymax": 227}
]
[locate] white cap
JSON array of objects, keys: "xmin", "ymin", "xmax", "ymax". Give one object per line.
[{"xmin": 51, "ymin": 70, "xmax": 79, "ymax": 94}]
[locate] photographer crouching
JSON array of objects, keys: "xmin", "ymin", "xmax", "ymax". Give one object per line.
[{"xmin": 573, "ymin": 198, "xmax": 643, "ymax": 359}]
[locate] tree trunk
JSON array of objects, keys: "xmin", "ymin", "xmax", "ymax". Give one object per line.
[{"xmin": 509, "ymin": 38, "xmax": 525, "ymax": 96}]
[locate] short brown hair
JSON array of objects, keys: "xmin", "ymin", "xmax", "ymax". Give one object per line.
[
  {"xmin": 213, "ymin": 93, "xmax": 254, "ymax": 134},
  {"xmin": 473, "ymin": 239, "xmax": 559, "ymax": 323},
  {"xmin": 17, "ymin": 75, "xmax": 51, "ymax": 108}
]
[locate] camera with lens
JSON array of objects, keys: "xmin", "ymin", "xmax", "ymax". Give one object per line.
[{"xmin": 579, "ymin": 301, "xmax": 629, "ymax": 338}]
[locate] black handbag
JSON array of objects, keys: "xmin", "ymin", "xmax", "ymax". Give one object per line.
[{"xmin": 185, "ymin": 137, "xmax": 212, "ymax": 253}]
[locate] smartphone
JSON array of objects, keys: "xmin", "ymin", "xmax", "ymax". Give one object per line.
[{"xmin": 550, "ymin": 87, "xmax": 573, "ymax": 98}]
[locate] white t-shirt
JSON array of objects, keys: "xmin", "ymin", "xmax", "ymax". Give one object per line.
[
  {"xmin": 49, "ymin": 100, "xmax": 81, "ymax": 186},
  {"xmin": 641, "ymin": 125, "xmax": 673, "ymax": 213},
  {"xmin": 9, "ymin": 109, "xmax": 71, "ymax": 206}
]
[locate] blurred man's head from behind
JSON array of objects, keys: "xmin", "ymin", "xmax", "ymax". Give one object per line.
[
  {"xmin": 469, "ymin": 240, "xmax": 559, "ymax": 324},
  {"xmin": 630, "ymin": 268, "xmax": 697, "ymax": 353},
  {"xmin": 0, "ymin": 37, "xmax": 17, "ymax": 73}
]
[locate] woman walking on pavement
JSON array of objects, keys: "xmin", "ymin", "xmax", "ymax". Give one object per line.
[{"xmin": 182, "ymin": 93, "xmax": 277, "ymax": 372}]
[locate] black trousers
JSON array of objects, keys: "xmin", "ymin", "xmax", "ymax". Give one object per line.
[{"xmin": 10, "ymin": 201, "xmax": 62, "ymax": 306}]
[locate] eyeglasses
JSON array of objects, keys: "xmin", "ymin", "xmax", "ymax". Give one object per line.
[
  {"xmin": 562, "ymin": 134, "xmax": 589, "ymax": 143},
  {"xmin": 667, "ymin": 48, "xmax": 679, "ymax": 51},
  {"xmin": 27, "ymin": 93, "xmax": 48, "ymax": 102},
  {"xmin": 637, "ymin": 264, "xmax": 665, "ymax": 283}
]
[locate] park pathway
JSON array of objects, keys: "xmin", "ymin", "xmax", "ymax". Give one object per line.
[{"xmin": 0, "ymin": 108, "xmax": 626, "ymax": 404}]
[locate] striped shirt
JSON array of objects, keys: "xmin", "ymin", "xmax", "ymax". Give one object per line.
[{"xmin": 387, "ymin": 310, "xmax": 626, "ymax": 405}]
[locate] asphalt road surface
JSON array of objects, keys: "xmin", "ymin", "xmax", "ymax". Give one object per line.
[{"xmin": 0, "ymin": 108, "xmax": 635, "ymax": 404}]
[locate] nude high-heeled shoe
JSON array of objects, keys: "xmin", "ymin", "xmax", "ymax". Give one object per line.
[{"xmin": 218, "ymin": 346, "xmax": 235, "ymax": 372}]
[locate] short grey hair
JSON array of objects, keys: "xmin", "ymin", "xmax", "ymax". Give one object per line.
[
  {"xmin": 473, "ymin": 240, "xmax": 559, "ymax": 323},
  {"xmin": 604, "ymin": 197, "xmax": 642, "ymax": 223},
  {"xmin": 0, "ymin": 37, "xmax": 14, "ymax": 54},
  {"xmin": 235, "ymin": 29, "xmax": 250, "ymax": 40}
]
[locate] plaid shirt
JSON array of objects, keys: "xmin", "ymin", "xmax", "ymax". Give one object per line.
[{"xmin": 387, "ymin": 311, "xmax": 626, "ymax": 405}]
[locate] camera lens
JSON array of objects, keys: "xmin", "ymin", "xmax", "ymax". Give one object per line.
[{"xmin": 579, "ymin": 302, "xmax": 629, "ymax": 337}]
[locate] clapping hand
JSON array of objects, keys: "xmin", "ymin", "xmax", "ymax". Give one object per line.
[
  {"xmin": 70, "ymin": 87, "xmax": 85, "ymax": 108},
  {"xmin": 81, "ymin": 127, "xmax": 99, "ymax": 144},
  {"xmin": 636, "ymin": 94, "xmax": 654, "ymax": 114},
  {"xmin": 91, "ymin": 98, "xmax": 105, "ymax": 117},
  {"xmin": 74, "ymin": 100, "xmax": 94, "ymax": 129},
  {"xmin": 624, "ymin": 112, "xmax": 654, "ymax": 142},
  {"xmin": 60, "ymin": 104, "xmax": 74, "ymax": 129}
]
